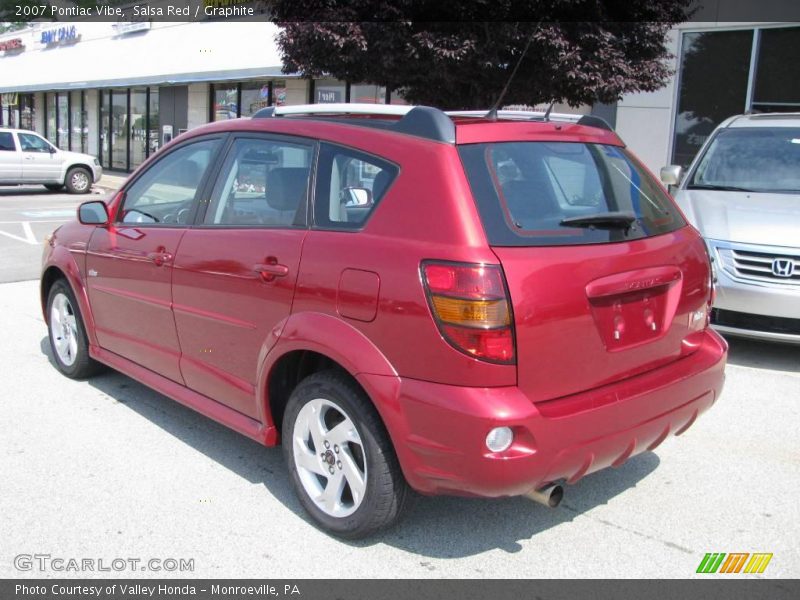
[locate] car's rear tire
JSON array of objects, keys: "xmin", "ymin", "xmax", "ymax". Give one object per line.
[
  {"xmin": 46, "ymin": 279, "xmax": 102, "ymax": 379},
  {"xmin": 44, "ymin": 184, "xmax": 64, "ymax": 192},
  {"xmin": 64, "ymin": 167, "xmax": 92, "ymax": 194},
  {"xmin": 282, "ymin": 370, "xmax": 411, "ymax": 539}
]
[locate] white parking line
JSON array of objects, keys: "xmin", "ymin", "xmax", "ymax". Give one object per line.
[
  {"xmin": 21, "ymin": 221, "xmax": 36, "ymax": 244},
  {"xmin": 0, "ymin": 220, "xmax": 68, "ymax": 245}
]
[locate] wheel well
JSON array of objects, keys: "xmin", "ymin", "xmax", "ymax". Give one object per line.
[
  {"xmin": 267, "ymin": 350, "xmax": 352, "ymax": 433},
  {"xmin": 67, "ymin": 164, "xmax": 95, "ymax": 181},
  {"xmin": 40, "ymin": 266, "xmax": 66, "ymax": 320}
]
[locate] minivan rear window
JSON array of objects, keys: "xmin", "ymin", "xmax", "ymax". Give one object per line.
[{"xmin": 459, "ymin": 142, "xmax": 685, "ymax": 246}]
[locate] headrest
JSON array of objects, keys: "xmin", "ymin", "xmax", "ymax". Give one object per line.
[
  {"xmin": 266, "ymin": 167, "xmax": 309, "ymax": 211},
  {"xmin": 371, "ymin": 169, "xmax": 393, "ymax": 201}
]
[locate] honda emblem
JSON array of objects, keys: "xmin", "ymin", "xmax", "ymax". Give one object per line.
[{"xmin": 771, "ymin": 258, "xmax": 795, "ymax": 278}]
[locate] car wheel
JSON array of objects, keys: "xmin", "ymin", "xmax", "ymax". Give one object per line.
[
  {"xmin": 282, "ymin": 370, "xmax": 411, "ymax": 538},
  {"xmin": 64, "ymin": 167, "xmax": 92, "ymax": 194},
  {"xmin": 44, "ymin": 184, "xmax": 64, "ymax": 192},
  {"xmin": 47, "ymin": 279, "xmax": 102, "ymax": 379}
]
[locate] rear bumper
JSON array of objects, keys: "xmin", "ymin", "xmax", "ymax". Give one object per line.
[{"xmin": 361, "ymin": 329, "xmax": 727, "ymax": 497}]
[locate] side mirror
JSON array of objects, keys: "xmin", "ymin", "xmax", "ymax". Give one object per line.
[
  {"xmin": 49, "ymin": 145, "xmax": 57, "ymax": 154},
  {"xmin": 340, "ymin": 187, "xmax": 373, "ymax": 207},
  {"xmin": 660, "ymin": 165, "xmax": 683, "ymax": 186},
  {"xmin": 78, "ymin": 201, "xmax": 109, "ymax": 225}
]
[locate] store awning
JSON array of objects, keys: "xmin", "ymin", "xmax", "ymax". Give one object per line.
[{"xmin": 0, "ymin": 21, "xmax": 293, "ymax": 94}]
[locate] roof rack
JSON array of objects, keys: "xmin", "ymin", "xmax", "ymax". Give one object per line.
[
  {"xmin": 251, "ymin": 103, "xmax": 612, "ymax": 142},
  {"xmin": 252, "ymin": 103, "xmax": 456, "ymax": 144},
  {"xmin": 447, "ymin": 110, "xmax": 613, "ymax": 131}
]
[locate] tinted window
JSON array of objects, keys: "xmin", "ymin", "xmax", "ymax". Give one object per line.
[
  {"xmin": 0, "ymin": 132, "xmax": 15, "ymax": 151},
  {"xmin": 119, "ymin": 139, "xmax": 218, "ymax": 225},
  {"xmin": 204, "ymin": 137, "xmax": 313, "ymax": 227},
  {"xmin": 689, "ymin": 127, "xmax": 800, "ymax": 193},
  {"xmin": 314, "ymin": 143, "xmax": 398, "ymax": 230},
  {"xmin": 18, "ymin": 132, "xmax": 52, "ymax": 153},
  {"xmin": 459, "ymin": 142, "xmax": 685, "ymax": 246},
  {"xmin": 672, "ymin": 30, "xmax": 753, "ymax": 167}
]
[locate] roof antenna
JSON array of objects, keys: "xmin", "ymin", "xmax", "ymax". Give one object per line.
[
  {"xmin": 485, "ymin": 28, "xmax": 536, "ymax": 121},
  {"xmin": 543, "ymin": 100, "xmax": 555, "ymax": 121}
]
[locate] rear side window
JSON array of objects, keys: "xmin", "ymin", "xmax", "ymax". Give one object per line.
[
  {"xmin": 204, "ymin": 137, "xmax": 313, "ymax": 228},
  {"xmin": 0, "ymin": 132, "xmax": 15, "ymax": 151},
  {"xmin": 314, "ymin": 143, "xmax": 398, "ymax": 230},
  {"xmin": 459, "ymin": 142, "xmax": 685, "ymax": 246}
]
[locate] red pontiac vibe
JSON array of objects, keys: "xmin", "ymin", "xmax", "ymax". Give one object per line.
[{"xmin": 41, "ymin": 104, "xmax": 727, "ymax": 538}]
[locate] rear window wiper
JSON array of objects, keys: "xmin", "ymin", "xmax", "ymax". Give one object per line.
[
  {"xmin": 559, "ymin": 211, "xmax": 637, "ymax": 230},
  {"xmin": 687, "ymin": 183, "xmax": 755, "ymax": 192}
]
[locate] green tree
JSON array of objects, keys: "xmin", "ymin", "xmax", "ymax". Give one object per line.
[{"xmin": 273, "ymin": 0, "xmax": 694, "ymax": 109}]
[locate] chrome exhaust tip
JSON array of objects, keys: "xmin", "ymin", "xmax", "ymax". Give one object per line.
[{"xmin": 524, "ymin": 483, "xmax": 564, "ymax": 508}]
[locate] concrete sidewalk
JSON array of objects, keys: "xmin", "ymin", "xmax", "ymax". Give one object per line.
[{"xmin": 94, "ymin": 171, "xmax": 129, "ymax": 194}]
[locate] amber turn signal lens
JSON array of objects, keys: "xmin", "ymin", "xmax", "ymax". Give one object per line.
[{"xmin": 430, "ymin": 295, "xmax": 510, "ymax": 328}]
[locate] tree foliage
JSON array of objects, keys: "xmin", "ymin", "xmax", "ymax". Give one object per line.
[{"xmin": 272, "ymin": 0, "xmax": 694, "ymax": 109}]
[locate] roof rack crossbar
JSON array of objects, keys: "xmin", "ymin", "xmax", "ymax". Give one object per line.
[
  {"xmin": 253, "ymin": 103, "xmax": 414, "ymax": 118},
  {"xmin": 447, "ymin": 110, "xmax": 613, "ymax": 131},
  {"xmin": 252, "ymin": 103, "xmax": 455, "ymax": 143}
]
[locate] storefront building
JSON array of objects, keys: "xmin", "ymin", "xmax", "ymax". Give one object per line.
[
  {"xmin": 2, "ymin": 18, "xmax": 798, "ymax": 175},
  {"xmin": 0, "ymin": 20, "xmax": 406, "ymax": 173}
]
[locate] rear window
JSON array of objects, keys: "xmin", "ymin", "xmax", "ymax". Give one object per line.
[{"xmin": 459, "ymin": 142, "xmax": 685, "ymax": 246}]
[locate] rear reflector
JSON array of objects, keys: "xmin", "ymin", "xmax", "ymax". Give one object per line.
[{"xmin": 422, "ymin": 261, "xmax": 515, "ymax": 364}]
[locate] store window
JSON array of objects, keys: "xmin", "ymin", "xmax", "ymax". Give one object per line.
[
  {"xmin": 0, "ymin": 94, "xmax": 18, "ymax": 128},
  {"xmin": 19, "ymin": 94, "xmax": 34, "ymax": 131},
  {"xmin": 69, "ymin": 91, "xmax": 84, "ymax": 153},
  {"xmin": 752, "ymin": 26, "xmax": 800, "ymax": 113},
  {"xmin": 240, "ymin": 81, "xmax": 271, "ymax": 117},
  {"xmin": 100, "ymin": 90, "xmax": 111, "ymax": 169},
  {"xmin": 111, "ymin": 90, "xmax": 127, "ymax": 170},
  {"xmin": 46, "ymin": 93, "xmax": 57, "ymax": 144},
  {"xmin": 314, "ymin": 79, "xmax": 346, "ymax": 104},
  {"xmin": 212, "ymin": 84, "xmax": 238, "ymax": 120},
  {"xmin": 57, "ymin": 93, "xmax": 69, "ymax": 150},
  {"xmin": 130, "ymin": 88, "xmax": 148, "ymax": 168},
  {"xmin": 98, "ymin": 86, "xmax": 161, "ymax": 172},
  {"xmin": 272, "ymin": 80, "xmax": 287, "ymax": 106},
  {"xmin": 149, "ymin": 88, "xmax": 160, "ymax": 155},
  {"xmin": 350, "ymin": 84, "xmax": 387, "ymax": 104}
]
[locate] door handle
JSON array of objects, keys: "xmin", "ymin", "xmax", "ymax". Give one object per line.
[
  {"xmin": 253, "ymin": 257, "xmax": 289, "ymax": 282},
  {"xmin": 147, "ymin": 247, "xmax": 173, "ymax": 267}
]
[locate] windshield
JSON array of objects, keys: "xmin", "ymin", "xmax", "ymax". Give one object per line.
[
  {"xmin": 459, "ymin": 142, "xmax": 684, "ymax": 246},
  {"xmin": 689, "ymin": 127, "xmax": 800, "ymax": 193}
]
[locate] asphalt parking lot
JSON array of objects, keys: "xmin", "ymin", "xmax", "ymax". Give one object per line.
[
  {"xmin": 0, "ymin": 189, "xmax": 798, "ymax": 579},
  {"xmin": 0, "ymin": 186, "xmax": 111, "ymax": 283}
]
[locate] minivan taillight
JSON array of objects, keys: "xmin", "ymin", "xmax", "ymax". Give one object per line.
[{"xmin": 421, "ymin": 261, "xmax": 515, "ymax": 364}]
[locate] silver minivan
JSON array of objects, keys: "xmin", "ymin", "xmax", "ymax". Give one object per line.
[
  {"xmin": 0, "ymin": 128, "xmax": 102, "ymax": 194},
  {"xmin": 661, "ymin": 113, "xmax": 800, "ymax": 344}
]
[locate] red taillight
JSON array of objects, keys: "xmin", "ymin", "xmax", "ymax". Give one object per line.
[{"xmin": 421, "ymin": 261, "xmax": 515, "ymax": 364}]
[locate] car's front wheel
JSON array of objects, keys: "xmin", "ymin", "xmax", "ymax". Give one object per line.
[
  {"xmin": 64, "ymin": 166, "xmax": 92, "ymax": 194},
  {"xmin": 46, "ymin": 279, "xmax": 101, "ymax": 379},
  {"xmin": 282, "ymin": 370, "xmax": 410, "ymax": 538}
]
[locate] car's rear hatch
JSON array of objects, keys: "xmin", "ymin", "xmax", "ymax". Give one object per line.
[{"xmin": 459, "ymin": 138, "xmax": 712, "ymax": 403}]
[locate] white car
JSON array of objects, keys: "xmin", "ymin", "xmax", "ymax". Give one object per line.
[
  {"xmin": 0, "ymin": 128, "xmax": 102, "ymax": 194},
  {"xmin": 661, "ymin": 113, "xmax": 800, "ymax": 344}
]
